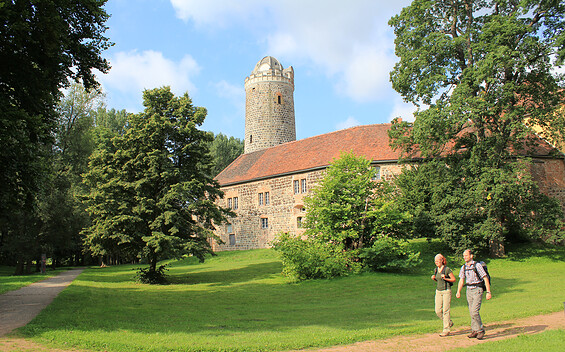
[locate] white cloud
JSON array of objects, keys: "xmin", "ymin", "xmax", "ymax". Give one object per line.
[
  {"xmin": 170, "ymin": 0, "xmax": 266, "ymax": 28},
  {"xmin": 214, "ymin": 80, "xmax": 244, "ymax": 101},
  {"xmin": 170, "ymin": 0, "xmax": 413, "ymax": 102},
  {"xmin": 336, "ymin": 116, "xmax": 360, "ymax": 130},
  {"xmin": 388, "ymin": 98, "xmax": 418, "ymax": 122},
  {"xmin": 100, "ymin": 50, "xmax": 200, "ymax": 99}
]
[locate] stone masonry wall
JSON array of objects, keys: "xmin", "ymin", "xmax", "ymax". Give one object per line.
[
  {"xmin": 244, "ymin": 77, "xmax": 295, "ymax": 153},
  {"xmin": 212, "ymin": 163, "xmax": 401, "ymax": 251},
  {"xmin": 530, "ymin": 157, "xmax": 565, "ymax": 213}
]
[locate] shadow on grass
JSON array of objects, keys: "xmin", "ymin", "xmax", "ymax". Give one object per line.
[
  {"xmin": 504, "ymin": 243, "xmax": 565, "ymax": 262},
  {"xmin": 167, "ymin": 261, "xmax": 283, "ymax": 286}
]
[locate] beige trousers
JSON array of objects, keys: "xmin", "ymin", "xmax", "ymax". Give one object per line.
[{"xmin": 435, "ymin": 289, "xmax": 452, "ymax": 332}]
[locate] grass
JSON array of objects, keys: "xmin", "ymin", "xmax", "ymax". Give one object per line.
[
  {"xmin": 9, "ymin": 241, "xmax": 565, "ymax": 352},
  {"xmin": 451, "ymin": 329, "xmax": 565, "ymax": 351},
  {"xmin": 0, "ymin": 266, "xmax": 62, "ymax": 294}
]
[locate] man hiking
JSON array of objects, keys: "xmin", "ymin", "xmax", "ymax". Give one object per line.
[{"xmin": 456, "ymin": 249, "xmax": 492, "ymax": 340}]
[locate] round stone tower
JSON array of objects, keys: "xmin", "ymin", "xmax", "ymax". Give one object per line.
[{"xmin": 244, "ymin": 56, "xmax": 296, "ymax": 154}]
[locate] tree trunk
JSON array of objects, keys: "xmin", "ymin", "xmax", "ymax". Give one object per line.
[{"xmin": 489, "ymin": 238, "xmax": 505, "ymax": 258}]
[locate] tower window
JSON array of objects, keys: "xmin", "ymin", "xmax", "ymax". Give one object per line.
[
  {"xmin": 261, "ymin": 218, "xmax": 269, "ymax": 229},
  {"xmin": 250, "ymin": 135, "xmax": 253, "ymax": 144},
  {"xmin": 277, "ymin": 95, "xmax": 282, "ymax": 104}
]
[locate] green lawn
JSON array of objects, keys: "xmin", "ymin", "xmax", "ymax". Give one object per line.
[
  {"xmin": 451, "ymin": 329, "xmax": 565, "ymax": 351},
  {"xmin": 11, "ymin": 242, "xmax": 565, "ymax": 352},
  {"xmin": 0, "ymin": 266, "xmax": 62, "ymax": 294}
]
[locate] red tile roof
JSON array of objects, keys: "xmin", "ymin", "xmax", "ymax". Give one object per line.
[
  {"xmin": 215, "ymin": 124, "xmax": 400, "ymax": 186},
  {"xmin": 215, "ymin": 123, "xmax": 564, "ymax": 187}
]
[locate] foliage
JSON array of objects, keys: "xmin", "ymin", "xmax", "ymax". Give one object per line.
[
  {"xmin": 388, "ymin": 0, "xmax": 565, "ymax": 256},
  {"xmin": 82, "ymin": 87, "xmax": 232, "ymax": 280},
  {"xmin": 37, "ymin": 83, "xmax": 105, "ymax": 267},
  {"xmin": 135, "ymin": 264, "xmax": 169, "ymax": 285},
  {"xmin": 274, "ymin": 152, "xmax": 417, "ymax": 280},
  {"xmin": 207, "ymin": 132, "xmax": 244, "ymax": 176},
  {"xmin": 16, "ymin": 244, "xmax": 565, "ymax": 352},
  {"xmin": 271, "ymin": 232, "xmax": 361, "ymax": 282},
  {"xmin": 305, "ymin": 151, "xmax": 406, "ymax": 250},
  {"xmin": 0, "ymin": 0, "xmax": 111, "ymax": 272},
  {"xmin": 359, "ymin": 236, "xmax": 421, "ymax": 272}
]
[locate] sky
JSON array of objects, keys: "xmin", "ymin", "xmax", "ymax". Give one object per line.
[{"xmin": 96, "ymin": 0, "xmax": 416, "ymax": 141}]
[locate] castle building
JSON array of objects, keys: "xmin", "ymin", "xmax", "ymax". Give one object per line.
[{"xmin": 211, "ymin": 56, "xmax": 565, "ymax": 251}]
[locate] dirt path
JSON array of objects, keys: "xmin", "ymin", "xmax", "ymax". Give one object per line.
[
  {"xmin": 0, "ymin": 269, "xmax": 84, "ymax": 337},
  {"xmin": 292, "ymin": 311, "xmax": 565, "ymax": 352}
]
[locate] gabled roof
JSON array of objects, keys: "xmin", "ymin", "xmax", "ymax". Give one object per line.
[
  {"xmin": 215, "ymin": 122, "xmax": 564, "ymax": 187},
  {"xmin": 215, "ymin": 124, "xmax": 399, "ymax": 186}
]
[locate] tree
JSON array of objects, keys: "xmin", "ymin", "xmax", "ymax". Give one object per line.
[
  {"xmin": 274, "ymin": 152, "xmax": 417, "ymax": 281},
  {"xmin": 389, "ymin": 0, "xmax": 565, "ymax": 256},
  {"xmin": 82, "ymin": 87, "xmax": 232, "ymax": 281},
  {"xmin": 208, "ymin": 133, "xmax": 244, "ymax": 176},
  {"xmin": 0, "ymin": 0, "xmax": 111, "ymax": 272},
  {"xmin": 38, "ymin": 83, "xmax": 104, "ymax": 267}
]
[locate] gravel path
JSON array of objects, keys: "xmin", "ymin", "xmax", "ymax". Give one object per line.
[{"xmin": 0, "ymin": 269, "xmax": 84, "ymax": 337}]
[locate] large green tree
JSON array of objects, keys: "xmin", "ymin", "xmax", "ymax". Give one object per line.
[
  {"xmin": 274, "ymin": 152, "xmax": 417, "ymax": 281},
  {"xmin": 38, "ymin": 83, "xmax": 104, "ymax": 267},
  {"xmin": 0, "ymin": 0, "xmax": 111, "ymax": 271},
  {"xmin": 389, "ymin": 0, "xmax": 565, "ymax": 255},
  {"xmin": 83, "ymin": 87, "xmax": 231, "ymax": 279},
  {"xmin": 208, "ymin": 133, "xmax": 244, "ymax": 176}
]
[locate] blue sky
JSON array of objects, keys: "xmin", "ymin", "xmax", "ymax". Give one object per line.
[{"xmin": 96, "ymin": 0, "xmax": 416, "ymax": 141}]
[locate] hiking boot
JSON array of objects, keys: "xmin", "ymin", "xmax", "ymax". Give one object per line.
[
  {"xmin": 468, "ymin": 331, "xmax": 478, "ymax": 338},
  {"xmin": 449, "ymin": 320, "xmax": 454, "ymax": 328},
  {"xmin": 439, "ymin": 332, "xmax": 450, "ymax": 337},
  {"xmin": 476, "ymin": 330, "xmax": 485, "ymax": 340}
]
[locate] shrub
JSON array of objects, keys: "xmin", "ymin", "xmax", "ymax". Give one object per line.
[
  {"xmin": 359, "ymin": 236, "xmax": 421, "ymax": 272},
  {"xmin": 272, "ymin": 233, "xmax": 361, "ymax": 281},
  {"xmin": 134, "ymin": 264, "xmax": 169, "ymax": 284}
]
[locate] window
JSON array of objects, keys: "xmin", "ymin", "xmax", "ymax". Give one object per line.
[
  {"xmin": 229, "ymin": 234, "xmax": 236, "ymax": 246},
  {"xmin": 301, "ymin": 179, "xmax": 307, "ymax": 193},
  {"xmin": 228, "ymin": 198, "xmax": 232, "ymax": 208},
  {"xmin": 258, "ymin": 192, "xmax": 263, "ymax": 206},
  {"xmin": 372, "ymin": 166, "xmax": 381, "ymax": 180},
  {"xmin": 277, "ymin": 95, "xmax": 282, "ymax": 104},
  {"xmin": 265, "ymin": 192, "xmax": 270, "ymax": 205},
  {"xmin": 250, "ymin": 135, "xmax": 253, "ymax": 144},
  {"xmin": 294, "ymin": 180, "xmax": 300, "ymax": 194},
  {"xmin": 261, "ymin": 218, "xmax": 268, "ymax": 229},
  {"xmin": 297, "ymin": 217, "xmax": 303, "ymax": 228},
  {"xmin": 227, "ymin": 224, "xmax": 233, "ymax": 233},
  {"xmin": 233, "ymin": 197, "xmax": 238, "ymax": 210}
]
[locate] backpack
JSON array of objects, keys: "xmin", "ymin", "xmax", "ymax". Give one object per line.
[
  {"xmin": 464, "ymin": 261, "xmax": 491, "ymax": 290},
  {"xmin": 434, "ymin": 266, "xmax": 453, "ymax": 288}
]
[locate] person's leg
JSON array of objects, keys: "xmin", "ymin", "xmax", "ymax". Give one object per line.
[
  {"xmin": 467, "ymin": 287, "xmax": 484, "ymax": 333},
  {"xmin": 442, "ymin": 289, "xmax": 452, "ymax": 332},
  {"xmin": 435, "ymin": 290, "xmax": 443, "ymax": 321}
]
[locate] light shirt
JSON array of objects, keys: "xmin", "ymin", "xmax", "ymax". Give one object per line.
[{"xmin": 459, "ymin": 261, "xmax": 487, "ymax": 286}]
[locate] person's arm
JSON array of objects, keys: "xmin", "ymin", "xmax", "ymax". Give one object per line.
[
  {"xmin": 483, "ymin": 276, "xmax": 492, "ymax": 300},
  {"xmin": 445, "ymin": 272, "xmax": 456, "ymax": 283},
  {"xmin": 456, "ymin": 278, "xmax": 464, "ymax": 298}
]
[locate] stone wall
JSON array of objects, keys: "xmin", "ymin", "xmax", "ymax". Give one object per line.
[
  {"xmin": 530, "ymin": 157, "xmax": 565, "ymax": 213},
  {"xmin": 211, "ymin": 163, "xmax": 401, "ymax": 251},
  {"xmin": 244, "ymin": 68, "xmax": 295, "ymax": 154}
]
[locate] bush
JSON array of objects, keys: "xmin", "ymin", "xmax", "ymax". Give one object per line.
[
  {"xmin": 359, "ymin": 236, "xmax": 421, "ymax": 272},
  {"xmin": 272, "ymin": 233, "xmax": 361, "ymax": 281},
  {"xmin": 134, "ymin": 264, "xmax": 169, "ymax": 284}
]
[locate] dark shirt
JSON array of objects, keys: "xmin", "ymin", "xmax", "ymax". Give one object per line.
[{"xmin": 435, "ymin": 266, "xmax": 453, "ymax": 291}]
